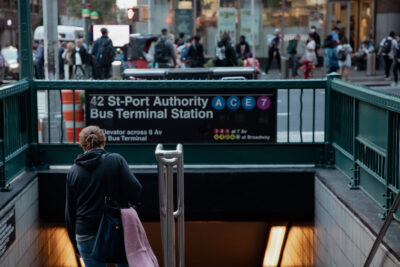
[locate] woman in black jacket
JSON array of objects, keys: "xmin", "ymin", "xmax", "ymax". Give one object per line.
[
  {"xmin": 188, "ymin": 35, "xmax": 205, "ymax": 68},
  {"xmin": 65, "ymin": 125, "xmax": 142, "ymax": 267}
]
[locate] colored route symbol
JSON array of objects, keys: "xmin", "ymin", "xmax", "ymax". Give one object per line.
[
  {"xmin": 212, "ymin": 96, "xmax": 226, "ymax": 110},
  {"xmin": 257, "ymin": 96, "xmax": 271, "ymax": 110},
  {"xmin": 242, "ymin": 96, "xmax": 256, "ymax": 110},
  {"xmin": 227, "ymin": 96, "xmax": 240, "ymax": 110}
]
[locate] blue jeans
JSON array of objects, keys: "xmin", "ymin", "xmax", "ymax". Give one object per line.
[{"xmin": 77, "ymin": 238, "xmax": 129, "ymax": 267}]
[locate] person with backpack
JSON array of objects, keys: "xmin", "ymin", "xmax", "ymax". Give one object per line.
[
  {"xmin": 337, "ymin": 37, "xmax": 353, "ymax": 81},
  {"xmin": 178, "ymin": 37, "xmax": 192, "ymax": 68},
  {"xmin": 378, "ymin": 31, "xmax": 399, "ymax": 80},
  {"xmin": 324, "ymin": 34, "xmax": 339, "ymax": 74},
  {"xmin": 188, "ymin": 36, "xmax": 205, "ymax": 68},
  {"xmin": 287, "ymin": 34, "xmax": 300, "ymax": 78},
  {"xmin": 265, "ymin": 29, "xmax": 281, "ymax": 74},
  {"xmin": 154, "ymin": 28, "xmax": 177, "ymax": 68},
  {"xmin": 92, "ymin": 28, "xmax": 115, "ymax": 79},
  {"xmin": 214, "ymin": 33, "xmax": 238, "ymax": 67}
]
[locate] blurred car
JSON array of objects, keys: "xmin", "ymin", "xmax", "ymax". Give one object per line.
[{"xmin": 2, "ymin": 46, "xmax": 19, "ymax": 80}]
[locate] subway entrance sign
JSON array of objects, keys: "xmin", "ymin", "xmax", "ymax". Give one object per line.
[{"xmin": 86, "ymin": 90, "xmax": 277, "ymax": 143}]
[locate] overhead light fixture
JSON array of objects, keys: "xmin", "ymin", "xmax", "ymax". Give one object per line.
[{"xmin": 263, "ymin": 226, "xmax": 287, "ymax": 267}]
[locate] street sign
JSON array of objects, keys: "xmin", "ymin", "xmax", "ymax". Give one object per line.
[{"xmin": 86, "ymin": 91, "xmax": 277, "ymax": 143}]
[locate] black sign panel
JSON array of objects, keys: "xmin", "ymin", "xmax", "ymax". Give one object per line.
[
  {"xmin": 0, "ymin": 207, "xmax": 16, "ymax": 259},
  {"xmin": 86, "ymin": 91, "xmax": 277, "ymax": 143}
]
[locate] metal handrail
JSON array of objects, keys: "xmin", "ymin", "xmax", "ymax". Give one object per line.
[
  {"xmin": 363, "ymin": 191, "xmax": 400, "ymax": 266},
  {"xmin": 155, "ymin": 144, "xmax": 185, "ymax": 267}
]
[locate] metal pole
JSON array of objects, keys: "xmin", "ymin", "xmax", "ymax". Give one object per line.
[
  {"xmin": 280, "ymin": 0, "xmax": 285, "ymax": 54},
  {"xmin": 43, "ymin": 0, "xmax": 59, "ymax": 80},
  {"xmin": 155, "ymin": 144, "xmax": 185, "ymax": 267},
  {"xmin": 148, "ymin": 0, "xmax": 153, "ymax": 34},
  {"xmin": 18, "ymin": 0, "xmax": 33, "ymax": 80},
  {"xmin": 251, "ymin": 0, "xmax": 255, "ymax": 67}
]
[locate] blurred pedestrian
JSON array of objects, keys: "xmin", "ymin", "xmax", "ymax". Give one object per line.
[
  {"xmin": 392, "ymin": 35, "xmax": 400, "ymax": 86},
  {"xmin": 337, "ymin": 37, "xmax": 353, "ymax": 81},
  {"xmin": 265, "ymin": 29, "xmax": 281, "ymax": 74},
  {"xmin": 354, "ymin": 39, "xmax": 374, "ymax": 71},
  {"xmin": 72, "ymin": 39, "xmax": 88, "ymax": 79},
  {"xmin": 378, "ymin": 31, "xmax": 398, "ymax": 80},
  {"xmin": 214, "ymin": 33, "xmax": 238, "ymax": 67},
  {"xmin": 235, "ymin": 35, "xmax": 250, "ymax": 60},
  {"xmin": 154, "ymin": 28, "xmax": 177, "ymax": 68},
  {"xmin": 188, "ymin": 36, "xmax": 205, "ymax": 68},
  {"xmin": 309, "ymin": 26, "xmax": 321, "ymax": 66},
  {"xmin": 59, "ymin": 41, "xmax": 66, "ymax": 79},
  {"xmin": 331, "ymin": 27, "xmax": 340, "ymax": 45},
  {"xmin": 287, "ymin": 34, "xmax": 300, "ymax": 78},
  {"xmin": 175, "ymin": 32, "xmax": 185, "ymax": 47},
  {"xmin": 33, "ymin": 40, "xmax": 44, "ymax": 79},
  {"xmin": 92, "ymin": 27, "xmax": 115, "ymax": 79},
  {"xmin": 62, "ymin": 42, "xmax": 74, "ymax": 80},
  {"xmin": 324, "ymin": 35, "xmax": 339, "ymax": 73},
  {"xmin": 0, "ymin": 45, "xmax": 5, "ymax": 84},
  {"xmin": 301, "ymin": 34, "xmax": 317, "ymax": 79},
  {"xmin": 178, "ymin": 37, "xmax": 192, "ymax": 68},
  {"xmin": 243, "ymin": 52, "xmax": 261, "ymax": 74}
]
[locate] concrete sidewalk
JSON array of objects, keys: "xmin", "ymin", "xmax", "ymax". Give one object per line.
[{"xmin": 259, "ymin": 67, "xmax": 392, "ymax": 87}]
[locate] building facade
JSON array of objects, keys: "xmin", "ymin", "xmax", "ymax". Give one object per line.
[
  {"xmin": 0, "ymin": 0, "xmax": 42, "ymax": 47},
  {"xmin": 136, "ymin": 0, "xmax": 400, "ymax": 58}
]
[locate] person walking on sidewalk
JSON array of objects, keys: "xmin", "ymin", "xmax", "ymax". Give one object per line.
[
  {"xmin": 235, "ymin": 35, "xmax": 250, "ymax": 60},
  {"xmin": 301, "ymin": 34, "xmax": 317, "ymax": 79},
  {"xmin": 154, "ymin": 28, "xmax": 177, "ymax": 68},
  {"xmin": 337, "ymin": 37, "xmax": 353, "ymax": 81},
  {"xmin": 188, "ymin": 36, "xmax": 205, "ymax": 68},
  {"xmin": 214, "ymin": 33, "xmax": 238, "ymax": 67},
  {"xmin": 378, "ymin": 31, "xmax": 398, "ymax": 80},
  {"xmin": 287, "ymin": 34, "xmax": 300, "ymax": 78},
  {"xmin": 392, "ymin": 35, "xmax": 400, "ymax": 87},
  {"xmin": 92, "ymin": 27, "xmax": 115, "ymax": 79},
  {"xmin": 72, "ymin": 39, "xmax": 88, "ymax": 79},
  {"xmin": 309, "ymin": 26, "xmax": 321, "ymax": 66},
  {"xmin": 265, "ymin": 29, "xmax": 281, "ymax": 74}
]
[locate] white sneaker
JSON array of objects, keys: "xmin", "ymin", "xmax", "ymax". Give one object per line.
[
  {"xmin": 391, "ymin": 82, "xmax": 397, "ymax": 87},
  {"xmin": 386, "ymin": 77, "xmax": 392, "ymax": 81}
]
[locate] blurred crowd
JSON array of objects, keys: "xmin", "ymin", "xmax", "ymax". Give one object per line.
[{"xmin": 1, "ymin": 24, "xmax": 399, "ymax": 85}]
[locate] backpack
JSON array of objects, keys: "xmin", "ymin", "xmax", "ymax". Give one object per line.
[
  {"xmin": 154, "ymin": 38, "xmax": 170, "ymax": 63},
  {"xmin": 382, "ymin": 38, "xmax": 392, "ymax": 54},
  {"xmin": 98, "ymin": 40, "xmax": 114, "ymax": 67},
  {"xmin": 286, "ymin": 40, "xmax": 297, "ymax": 55},
  {"xmin": 338, "ymin": 47, "xmax": 347, "ymax": 61},
  {"xmin": 180, "ymin": 45, "xmax": 190, "ymax": 61},
  {"xmin": 215, "ymin": 45, "xmax": 226, "ymax": 61}
]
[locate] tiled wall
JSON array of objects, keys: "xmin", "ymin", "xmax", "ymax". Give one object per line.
[
  {"xmin": 314, "ymin": 178, "xmax": 400, "ymax": 267},
  {"xmin": 0, "ymin": 177, "xmax": 78, "ymax": 267},
  {"xmin": 0, "ymin": 178, "xmax": 40, "ymax": 267}
]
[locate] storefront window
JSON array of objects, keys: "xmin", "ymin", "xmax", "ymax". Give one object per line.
[{"xmin": 194, "ymin": 0, "xmax": 326, "ymax": 58}]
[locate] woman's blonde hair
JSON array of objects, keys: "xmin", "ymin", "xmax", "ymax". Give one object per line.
[{"xmin": 79, "ymin": 126, "xmax": 106, "ymax": 151}]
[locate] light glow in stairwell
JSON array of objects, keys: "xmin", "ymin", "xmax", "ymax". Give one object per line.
[{"xmin": 263, "ymin": 226, "xmax": 287, "ymax": 267}]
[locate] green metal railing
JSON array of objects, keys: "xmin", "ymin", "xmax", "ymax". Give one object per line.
[
  {"xmin": 330, "ymin": 78, "xmax": 400, "ymax": 218},
  {"xmin": 33, "ymin": 79, "xmax": 327, "ymax": 166},
  {"xmin": 1, "ymin": 74, "xmax": 399, "ymax": 218},
  {"xmin": 0, "ymin": 80, "xmax": 31, "ymax": 191}
]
